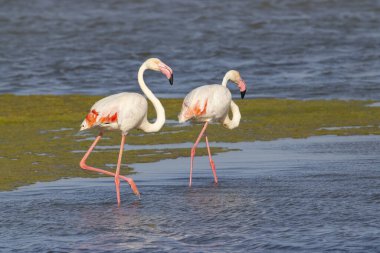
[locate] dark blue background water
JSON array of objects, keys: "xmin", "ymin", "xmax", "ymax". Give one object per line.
[
  {"xmin": 1, "ymin": 0, "xmax": 380, "ymax": 99},
  {"xmin": 1, "ymin": 2, "xmax": 380, "ymax": 252}
]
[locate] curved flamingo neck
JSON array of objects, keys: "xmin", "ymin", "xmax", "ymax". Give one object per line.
[
  {"xmin": 221, "ymin": 71, "xmax": 240, "ymax": 129},
  {"xmin": 138, "ymin": 63, "xmax": 165, "ymax": 132},
  {"xmin": 222, "ymin": 101, "xmax": 241, "ymax": 129},
  {"xmin": 221, "ymin": 71, "xmax": 233, "ymax": 87}
]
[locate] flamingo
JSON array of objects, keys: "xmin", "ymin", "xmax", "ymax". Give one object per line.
[
  {"xmin": 178, "ymin": 70, "xmax": 246, "ymax": 187},
  {"xmin": 79, "ymin": 58, "xmax": 173, "ymax": 206}
]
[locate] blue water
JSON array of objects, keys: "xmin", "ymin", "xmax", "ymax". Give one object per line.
[
  {"xmin": 1, "ymin": 1, "xmax": 380, "ymax": 252},
  {"xmin": 1, "ymin": 135, "xmax": 380, "ymax": 252},
  {"xmin": 1, "ymin": 0, "xmax": 380, "ymax": 99}
]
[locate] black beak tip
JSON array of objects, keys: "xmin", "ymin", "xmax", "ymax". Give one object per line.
[
  {"xmin": 169, "ymin": 74, "xmax": 174, "ymax": 85},
  {"xmin": 241, "ymin": 90, "xmax": 246, "ymax": 99}
]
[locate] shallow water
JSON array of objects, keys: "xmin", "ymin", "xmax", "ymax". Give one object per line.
[
  {"xmin": 1, "ymin": 135, "xmax": 380, "ymax": 252},
  {"xmin": 1, "ymin": 0, "xmax": 380, "ymax": 99}
]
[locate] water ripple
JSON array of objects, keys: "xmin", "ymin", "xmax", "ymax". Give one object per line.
[
  {"xmin": 1, "ymin": 136, "xmax": 380, "ymax": 251},
  {"xmin": 0, "ymin": 0, "xmax": 379, "ymax": 99}
]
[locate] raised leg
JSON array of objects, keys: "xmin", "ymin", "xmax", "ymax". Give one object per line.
[
  {"xmin": 79, "ymin": 133, "xmax": 140, "ymax": 200},
  {"xmin": 205, "ymin": 135, "xmax": 218, "ymax": 184},
  {"xmin": 189, "ymin": 121, "xmax": 209, "ymax": 187}
]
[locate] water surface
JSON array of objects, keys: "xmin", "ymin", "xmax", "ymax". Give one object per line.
[
  {"xmin": 1, "ymin": 0, "xmax": 380, "ymax": 99},
  {"xmin": 1, "ymin": 135, "xmax": 380, "ymax": 252}
]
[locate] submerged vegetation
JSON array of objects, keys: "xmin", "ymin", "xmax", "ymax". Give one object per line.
[{"xmin": 1, "ymin": 94, "xmax": 380, "ymax": 190}]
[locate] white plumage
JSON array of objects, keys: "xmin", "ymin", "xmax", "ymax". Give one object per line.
[
  {"xmin": 179, "ymin": 85, "xmax": 232, "ymax": 123},
  {"xmin": 178, "ymin": 70, "xmax": 247, "ymax": 186},
  {"xmin": 79, "ymin": 58, "xmax": 173, "ymax": 206},
  {"xmin": 81, "ymin": 92, "xmax": 147, "ymax": 133}
]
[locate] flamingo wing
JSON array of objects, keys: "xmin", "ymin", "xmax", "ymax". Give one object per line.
[
  {"xmin": 179, "ymin": 85, "xmax": 232, "ymax": 123},
  {"xmin": 178, "ymin": 86, "xmax": 210, "ymax": 122},
  {"xmin": 85, "ymin": 109, "xmax": 119, "ymax": 128},
  {"xmin": 183, "ymin": 98, "xmax": 208, "ymax": 119},
  {"xmin": 81, "ymin": 92, "xmax": 149, "ymax": 132}
]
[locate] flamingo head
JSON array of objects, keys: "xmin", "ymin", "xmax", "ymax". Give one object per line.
[
  {"xmin": 145, "ymin": 58, "xmax": 174, "ymax": 85},
  {"xmin": 80, "ymin": 119, "xmax": 89, "ymax": 131},
  {"xmin": 226, "ymin": 70, "xmax": 247, "ymax": 99},
  {"xmin": 79, "ymin": 119, "xmax": 91, "ymax": 131}
]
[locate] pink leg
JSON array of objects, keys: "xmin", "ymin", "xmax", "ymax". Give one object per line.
[
  {"xmin": 189, "ymin": 121, "xmax": 209, "ymax": 187},
  {"xmin": 114, "ymin": 135, "xmax": 125, "ymax": 206},
  {"xmin": 205, "ymin": 135, "xmax": 218, "ymax": 184},
  {"xmin": 79, "ymin": 133, "xmax": 140, "ymax": 201}
]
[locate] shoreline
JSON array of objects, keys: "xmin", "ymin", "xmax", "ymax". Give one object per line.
[{"xmin": 1, "ymin": 94, "xmax": 380, "ymax": 191}]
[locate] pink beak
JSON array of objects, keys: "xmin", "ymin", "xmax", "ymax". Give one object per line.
[
  {"xmin": 238, "ymin": 79, "xmax": 247, "ymax": 99},
  {"xmin": 159, "ymin": 63, "xmax": 174, "ymax": 85}
]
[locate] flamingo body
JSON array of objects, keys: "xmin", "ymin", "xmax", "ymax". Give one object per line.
[
  {"xmin": 81, "ymin": 92, "xmax": 148, "ymax": 134},
  {"xmin": 179, "ymin": 85, "xmax": 231, "ymax": 123}
]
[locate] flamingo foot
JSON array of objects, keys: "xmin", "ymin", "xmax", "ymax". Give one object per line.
[
  {"xmin": 126, "ymin": 178, "xmax": 140, "ymax": 199},
  {"xmin": 115, "ymin": 177, "xmax": 121, "ymax": 206},
  {"xmin": 189, "ymin": 148, "xmax": 196, "ymax": 187},
  {"xmin": 210, "ymin": 159, "xmax": 218, "ymax": 184}
]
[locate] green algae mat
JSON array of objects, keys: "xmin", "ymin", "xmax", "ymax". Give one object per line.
[{"xmin": 1, "ymin": 94, "xmax": 380, "ymax": 191}]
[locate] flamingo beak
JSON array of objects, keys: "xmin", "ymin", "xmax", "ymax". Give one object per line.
[
  {"xmin": 169, "ymin": 74, "xmax": 174, "ymax": 85},
  {"xmin": 238, "ymin": 79, "xmax": 247, "ymax": 99},
  {"xmin": 241, "ymin": 89, "xmax": 246, "ymax": 99},
  {"xmin": 159, "ymin": 63, "xmax": 174, "ymax": 85}
]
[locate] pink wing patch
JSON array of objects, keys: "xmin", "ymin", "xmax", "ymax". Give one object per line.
[
  {"xmin": 184, "ymin": 99, "xmax": 208, "ymax": 118},
  {"xmin": 85, "ymin": 110, "xmax": 118, "ymax": 127},
  {"xmin": 99, "ymin": 112, "xmax": 118, "ymax": 124},
  {"xmin": 85, "ymin": 109, "xmax": 99, "ymax": 128}
]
